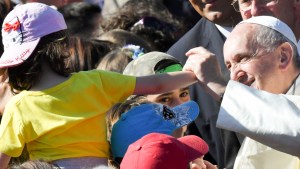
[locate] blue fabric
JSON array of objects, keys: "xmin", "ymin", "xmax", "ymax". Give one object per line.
[{"xmin": 111, "ymin": 101, "xmax": 199, "ymax": 158}]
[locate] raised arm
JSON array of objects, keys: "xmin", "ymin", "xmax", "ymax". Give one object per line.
[
  {"xmin": 0, "ymin": 152, "xmax": 11, "ymax": 169},
  {"xmin": 133, "ymin": 71, "xmax": 197, "ymax": 95}
]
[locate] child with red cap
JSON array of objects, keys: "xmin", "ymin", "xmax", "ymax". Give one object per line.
[{"xmin": 121, "ymin": 133, "xmax": 217, "ymax": 169}]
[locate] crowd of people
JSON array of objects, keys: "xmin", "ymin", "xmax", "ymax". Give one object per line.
[{"xmin": 0, "ymin": 0, "xmax": 299, "ymax": 169}]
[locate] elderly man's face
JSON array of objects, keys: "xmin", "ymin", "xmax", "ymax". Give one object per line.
[
  {"xmin": 237, "ymin": 0, "xmax": 296, "ymax": 33},
  {"xmin": 188, "ymin": 0, "xmax": 240, "ymax": 25},
  {"xmin": 223, "ymin": 23, "xmax": 284, "ymax": 94}
]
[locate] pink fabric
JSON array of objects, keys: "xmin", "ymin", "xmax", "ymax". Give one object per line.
[
  {"xmin": 121, "ymin": 133, "xmax": 209, "ymax": 169},
  {"xmin": 0, "ymin": 3, "xmax": 67, "ymax": 68}
]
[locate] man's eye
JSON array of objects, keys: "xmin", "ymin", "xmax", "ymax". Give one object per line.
[
  {"xmin": 235, "ymin": 55, "xmax": 249, "ymax": 63},
  {"xmin": 240, "ymin": 57, "xmax": 248, "ymax": 63},
  {"xmin": 226, "ymin": 64, "xmax": 231, "ymax": 70}
]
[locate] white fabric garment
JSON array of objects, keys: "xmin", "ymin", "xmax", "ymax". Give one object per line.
[
  {"xmin": 233, "ymin": 138, "xmax": 299, "ymax": 169},
  {"xmin": 215, "ymin": 24, "xmax": 233, "ymax": 38},
  {"xmin": 217, "ymin": 78, "xmax": 300, "ymax": 168}
]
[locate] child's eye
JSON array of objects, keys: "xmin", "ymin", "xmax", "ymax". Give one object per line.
[
  {"xmin": 159, "ymin": 97, "xmax": 171, "ymax": 104},
  {"xmin": 180, "ymin": 91, "xmax": 189, "ymax": 98}
]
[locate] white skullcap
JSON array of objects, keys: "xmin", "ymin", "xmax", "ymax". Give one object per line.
[{"xmin": 240, "ymin": 16, "xmax": 299, "ymax": 55}]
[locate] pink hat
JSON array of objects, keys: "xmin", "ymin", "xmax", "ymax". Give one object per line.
[
  {"xmin": 0, "ymin": 3, "xmax": 67, "ymax": 68},
  {"xmin": 120, "ymin": 133, "xmax": 209, "ymax": 169}
]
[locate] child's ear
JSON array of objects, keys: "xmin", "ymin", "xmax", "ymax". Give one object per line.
[
  {"xmin": 278, "ymin": 42, "xmax": 293, "ymax": 70},
  {"xmin": 0, "ymin": 68, "xmax": 8, "ymax": 82}
]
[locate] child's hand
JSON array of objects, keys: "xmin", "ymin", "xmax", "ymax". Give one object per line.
[
  {"xmin": 190, "ymin": 156, "xmax": 206, "ymax": 169},
  {"xmin": 183, "ymin": 47, "xmax": 222, "ymax": 85},
  {"xmin": 190, "ymin": 156, "xmax": 218, "ymax": 169},
  {"xmin": 203, "ymin": 160, "xmax": 218, "ymax": 169},
  {"xmin": 183, "ymin": 47, "xmax": 227, "ymax": 101}
]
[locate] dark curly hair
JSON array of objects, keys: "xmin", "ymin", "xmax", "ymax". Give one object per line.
[
  {"xmin": 58, "ymin": 2, "xmax": 102, "ymax": 38},
  {"xmin": 101, "ymin": 0, "xmax": 177, "ymax": 31},
  {"xmin": 130, "ymin": 16, "xmax": 177, "ymax": 52},
  {"xmin": 68, "ymin": 36, "xmax": 116, "ymax": 72},
  {"xmin": 101, "ymin": 0, "xmax": 182, "ymax": 52}
]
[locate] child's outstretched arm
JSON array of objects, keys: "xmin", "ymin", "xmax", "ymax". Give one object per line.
[
  {"xmin": 133, "ymin": 71, "xmax": 197, "ymax": 95},
  {"xmin": 0, "ymin": 153, "xmax": 11, "ymax": 169}
]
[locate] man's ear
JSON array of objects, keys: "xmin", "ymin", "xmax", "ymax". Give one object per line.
[{"xmin": 278, "ymin": 42, "xmax": 293, "ymax": 70}]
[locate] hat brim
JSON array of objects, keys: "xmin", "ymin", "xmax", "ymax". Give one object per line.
[
  {"xmin": 178, "ymin": 135, "xmax": 209, "ymax": 161},
  {"xmin": 0, "ymin": 38, "xmax": 40, "ymax": 68},
  {"xmin": 171, "ymin": 101, "xmax": 199, "ymax": 128},
  {"xmin": 123, "ymin": 51, "xmax": 181, "ymax": 76}
]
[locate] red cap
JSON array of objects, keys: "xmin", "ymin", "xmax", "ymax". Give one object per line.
[{"xmin": 120, "ymin": 133, "xmax": 209, "ymax": 169}]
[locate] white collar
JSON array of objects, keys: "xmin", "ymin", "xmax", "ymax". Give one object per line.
[{"xmin": 215, "ymin": 24, "xmax": 233, "ymax": 38}]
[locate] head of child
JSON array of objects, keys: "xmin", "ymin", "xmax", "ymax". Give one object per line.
[
  {"xmin": 98, "ymin": 29, "xmax": 154, "ymax": 52},
  {"xmin": 0, "ymin": 3, "xmax": 70, "ymax": 93},
  {"xmin": 97, "ymin": 44, "xmax": 145, "ymax": 73},
  {"xmin": 8, "ymin": 159, "xmax": 57, "ymax": 169},
  {"xmin": 121, "ymin": 133, "xmax": 209, "ymax": 169},
  {"xmin": 107, "ymin": 98, "xmax": 199, "ymax": 167},
  {"xmin": 106, "ymin": 96, "xmax": 150, "ymax": 142},
  {"xmin": 123, "ymin": 51, "xmax": 191, "ymax": 137},
  {"xmin": 105, "ymin": 96, "xmax": 150, "ymax": 168},
  {"xmin": 68, "ymin": 36, "xmax": 115, "ymax": 72}
]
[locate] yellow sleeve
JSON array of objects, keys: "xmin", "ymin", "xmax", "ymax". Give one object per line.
[
  {"xmin": 0, "ymin": 104, "xmax": 25, "ymax": 157},
  {"xmin": 98, "ymin": 70, "xmax": 136, "ymax": 103}
]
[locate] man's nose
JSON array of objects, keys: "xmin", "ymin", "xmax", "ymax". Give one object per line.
[
  {"xmin": 230, "ymin": 64, "xmax": 243, "ymax": 81},
  {"xmin": 250, "ymin": 0, "xmax": 268, "ymax": 17},
  {"xmin": 231, "ymin": 69, "xmax": 249, "ymax": 85},
  {"xmin": 241, "ymin": 0, "xmax": 268, "ymax": 19}
]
